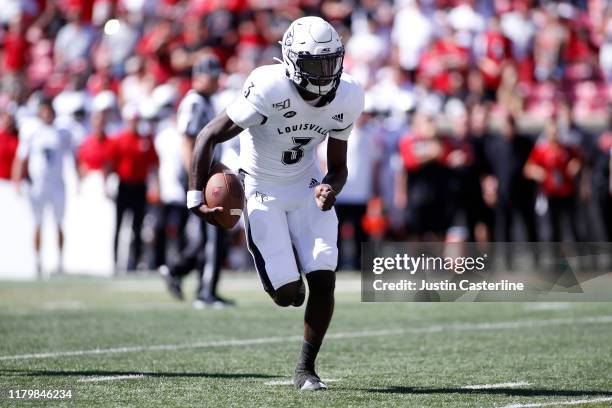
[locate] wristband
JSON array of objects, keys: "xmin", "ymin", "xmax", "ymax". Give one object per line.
[{"xmin": 187, "ymin": 190, "xmax": 203, "ymax": 209}]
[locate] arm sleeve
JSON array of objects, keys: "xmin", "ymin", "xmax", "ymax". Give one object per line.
[{"xmin": 226, "ymin": 95, "xmax": 266, "ymax": 129}]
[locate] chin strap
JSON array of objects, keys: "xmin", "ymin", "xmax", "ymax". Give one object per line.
[{"xmin": 315, "ymin": 87, "xmax": 337, "ymax": 107}]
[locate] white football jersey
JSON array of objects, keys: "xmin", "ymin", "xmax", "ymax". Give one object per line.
[
  {"xmin": 16, "ymin": 119, "xmax": 71, "ymax": 193},
  {"xmin": 226, "ymin": 64, "xmax": 364, "ymax": 184}
]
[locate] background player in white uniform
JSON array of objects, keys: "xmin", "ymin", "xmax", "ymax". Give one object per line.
[
  {"xmin": 161, "ymin": 55, "xmax": 234, "ymax": 308},
  {"xmin": 13, "ymin": 98, "xmax": 73, "ymax": 276},
  {"xmin": 187, "ymin": 17, "xmax": 364, "ymax": 390}
]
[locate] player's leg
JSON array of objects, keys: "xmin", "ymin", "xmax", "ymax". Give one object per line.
[
  {"xmin": 114, "ymin": 182, "xmax": 127, "ymax": 268},
  {"xmin": 57, "ymin": 228, "xmax": 64, "ymax": 270},
  {"xmin": 196, "ymin": 224, "xmax": 233, "ymax": 307},
  {"xmin": 128, "ymin": 184, "xmax": 146, "ymax": 271},
  {"xmin": 243, "ymin": 187, "xmax": 302, "ymax": 306},
  {"xmin": 29, "ymin": 193, "xmax": 44, "ymax": 277},
  {"xmin": 176, "ymin": 205, "xmax": 189, "ymax": 252},
  {"xmin": 52, "ymin": 183, "xmax": 65, "ymax": 274},
  {"xmin": 161, "ymin": 216, "xmax": 205, "ymax": 301},
  {"xmin": 547, "ymin": 197, "xmax": 561, "ymax": 242},
  {"xmin": 194, "ymin": 219, "xmax": 207, "ymax": 297},
  {"xmin": 287, "ymin": 190, "xmax": 339, "ymax": 390},
  {"xmin": 34, "ymin": 225, "xmax": 42, "ymax": 277},
  {"xmin": 297, "ymin": 269, "xmax": 335, "ymax": 383},
  {"xmin": 153, "ymin": 204, "xmax": 169, "ymax": 269},
  {"xmin": 566, "ymin": 196, "xmax": 584, "ymax": 242}
]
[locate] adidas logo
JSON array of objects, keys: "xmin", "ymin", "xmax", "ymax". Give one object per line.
[
  {"xmin": 308, "ymin": 178, "xmax": 320, "ymax": 189},
  {"xmin": 332, "ymin": 113, "xmax": 344, "ymax": 122}
]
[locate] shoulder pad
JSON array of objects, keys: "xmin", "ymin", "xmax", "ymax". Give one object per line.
[
  {"xmin": 334, "ymin": 74, "xmax": 365, "ymax": 127},
  {"xmin": 242, "ymin": 65, "xmax": 290, "ymax": 117}
]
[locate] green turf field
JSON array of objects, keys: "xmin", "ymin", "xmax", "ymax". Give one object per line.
[{"xmin": 1, "ymin": 273, "xmax": 612, "ymax": 407}]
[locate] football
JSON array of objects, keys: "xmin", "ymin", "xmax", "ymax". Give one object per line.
[{"xmin": 204, "ymin": 163, "xmax": 245, "ymax": 229}]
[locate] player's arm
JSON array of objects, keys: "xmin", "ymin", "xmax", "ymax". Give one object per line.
[
  {"xmin": 188, "ymin": 111, "xmax": 244, "ymax": 220},
  {"xmin": 188, "ymin": 79, "xmax": 267, "ymax": 219},
  {"xmin": 523, "ymin": 149, "xmax": 546, "ymax": 183},
  {"xmin": 316, "ymin": 137, "xmax": 348, "ymax": 211},
  {"xmin": 523, "ymin": 162, "xmax": 546, "ymax": 183},
  {"xmin": 182, "ymin": 137, "xmax": 195, "ymax": 171},
  {"xmin": 11, "ymin": 132, "xmax": 31, "ymax": 193},
  {"xmin": 11, "ymin": 156, "xmax": 27, "ymax": 193},
  {"xmin": 316, "ymin": 82, "xmax": 365, "ymax": 211}
]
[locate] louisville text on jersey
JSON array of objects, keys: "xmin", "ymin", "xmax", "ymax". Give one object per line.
[{"xmin": 277, "ymin": 123, "xmax": 329, "ymax": 136}]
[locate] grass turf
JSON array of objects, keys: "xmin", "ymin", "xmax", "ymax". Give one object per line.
[{"xmin": 1, "ymin": 273, "xmax": 612, "ymax": 407}]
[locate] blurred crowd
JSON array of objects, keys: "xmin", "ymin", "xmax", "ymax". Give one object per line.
[{"xmin": 0, "ymin": 0, "xmax": 611, "ymax": 272}]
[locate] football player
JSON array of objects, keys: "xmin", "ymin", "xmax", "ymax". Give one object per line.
[
  {"xmin": 13, "ymin": 98, "xmax": 73, "ymax": 276},
  {"xmin": 187, "ymin": 17, "xmax": 364, "ymax": 390}
]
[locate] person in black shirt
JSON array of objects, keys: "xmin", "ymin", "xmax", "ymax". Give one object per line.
[
  {"xmin": 447, "ymin": 108, "xmax": 488, "ymax": 242},
  {"xmin": 483, "ymin": 114, "xmax": 538, "ymax": 266},
  {"xmin": 592, "ymin": 127, "xmax": 612, "ymax": 243}
]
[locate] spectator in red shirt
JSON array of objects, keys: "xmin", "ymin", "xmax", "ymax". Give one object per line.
[
  {"xmin": 418, "ymin": 28, "xmax": 470, "ymax": 96},
  {"xmin": 397, "ymin": 112, "xmax": 454, "ymax": 240},
  {"xmin": 3, "ymin": 16, "xmax": 29, "ymax": 74},
  {"xmin": 0, "ymin": 111, "xmax": 19, "ymax": 181},
  {"xmin": 474, "ymin": 16, "xmax": 512, "ymax": 98},
  {"xmin": 110, "ymin": 103, "xmax": 159, "ymax": 271},
  {"xmin": 524, "ymin": 119, "xmax": 583, "ymax": 242},
  {"xmin": 77, "ymin": 111, "xmax": 114, "ymax": 176}
]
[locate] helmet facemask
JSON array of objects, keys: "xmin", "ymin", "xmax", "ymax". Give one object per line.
[
  {"xmin": 280, "ymin": 17, "xmax": 345, "ymax": 97},
  {"xmin": 288, "ymin": 50, "xmax": 344, "ymax": 96}
]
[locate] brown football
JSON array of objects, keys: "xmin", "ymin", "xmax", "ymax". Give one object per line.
[{"xmin": 204, "ymin": 163, "xmax": 245, "ymax": 229}]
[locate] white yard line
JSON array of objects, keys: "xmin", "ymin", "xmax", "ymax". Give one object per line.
[
  {"xmin": 264, "ymin": 378, "xmax": 340, "ymax": 386},
  {"xmin": 78, "ymin": 374, "xmax": 147, "ymax": 382},
  {"xmin": 1, "ymin": 315, "xmax": 611, "ymax": 362},
  {"xmin": 499, "ymin": 396, "xmax": 612, "ymax": 408},
  {"xmin": 463, "ymin": 381, "xmax": 530, "ymax": 390},
  {"xmin": 524, "ymin": 303, "xmax": 571, "ymax": 311}
]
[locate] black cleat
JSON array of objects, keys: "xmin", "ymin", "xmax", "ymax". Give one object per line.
[
  {"xmin": 292, "ymin": 275, "xmax": 306, "ymax": 307},
  {"xmin": 159, "ymin": 266, "xmax": 184, "ymax": 301},
  {"xmin": 293, "ymin": 368, "xmax": 327, "ymax": 391}
]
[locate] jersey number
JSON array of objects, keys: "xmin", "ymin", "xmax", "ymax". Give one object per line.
[
  {"xmin": 43, "ymin": 148, "xmax": 55, "ymax": 164},
  {"xmin": 244, "ymin": 81, "xmax": 255, "ymax": 98},
  {"xmin": 282, "ymin": 137, "xmax": 313, "ymax": 165}
]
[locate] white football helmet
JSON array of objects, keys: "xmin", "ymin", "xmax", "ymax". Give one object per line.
[{"xmin": 280, "ymin": 16, "xmax": 344, "ymax": 96}]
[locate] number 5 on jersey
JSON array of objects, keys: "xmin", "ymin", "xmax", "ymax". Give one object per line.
[{"xmin": 282, "ymin": 137, "xmax": 313, "ymax": 165}]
